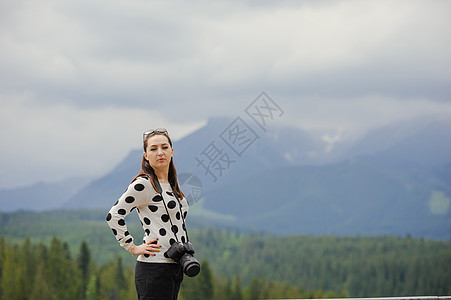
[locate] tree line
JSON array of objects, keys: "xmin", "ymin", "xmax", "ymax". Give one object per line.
[
  {"xmin": 191, "ymin": 229, "xmax": 451, "ymax": 297},
  {"xmin": 0, "ymin": 236, "xmax": 342, "ymax": 300},
  {"xmin": 1, "ymin": 210, "xmax": 450, "ymax": 298}
]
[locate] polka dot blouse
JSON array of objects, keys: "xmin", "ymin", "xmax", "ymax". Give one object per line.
[{"xmin": 106, "ymin": 176, "xmax": 189, "ymax": 263}]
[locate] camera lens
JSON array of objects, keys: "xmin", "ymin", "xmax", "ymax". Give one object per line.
[{"xmin": 180, "ymin": 254, "xmax": 201, "ymax": 277}]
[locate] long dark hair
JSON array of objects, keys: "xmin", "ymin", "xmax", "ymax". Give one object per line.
[{"xmin": 132, "ymin": 132, "xmax": 185, "ymax": 201}]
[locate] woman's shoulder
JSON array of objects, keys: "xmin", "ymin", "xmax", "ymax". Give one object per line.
[
  {"xmin": 129, "ymin": 175, "xmax": 155, "ymax": 191},
  {"xmin": 134, "ymin": 174, "xmax": 150, "ymax": 182}
]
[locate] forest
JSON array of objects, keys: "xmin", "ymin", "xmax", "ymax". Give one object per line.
[
  {"xmin": 0, "ymin": 236, "xmax": 343, "ymax": 300},
  {"xmin": 0, "ymin": 211, "xmax": 450, "ymax": 299}
]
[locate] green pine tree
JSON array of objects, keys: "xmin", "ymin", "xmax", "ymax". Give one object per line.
[
  {"xmin": 1, "ymin": 245, "xmax": 26, "ymax": 300},
  {"xmin": 47, "ymin": 236, "xmax": 81, "ymax": 300},
  {"xmin": 78, "ymin": 240, "xmax": 91, "ymax": 298},
  {"xmin": 197, "ymin": 260, "xmax": 214, "ymax": 299},
  {"xmin": 246, "ymin": 277, "xmax": 262, "ymax": 300},
  {"xmin": 231, "ymin": 275, "xmax": 243, "ymax": 300},
  {"xmin": 30, "ymin": 261, "xmax": 55, "ymax": 300},
  {"xmin": 86, "ymin": 274, "xmax": 99, "ymax": 300}
]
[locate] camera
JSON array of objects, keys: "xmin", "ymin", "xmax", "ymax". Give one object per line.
[{"xmin": 164, "ymin": 242, "xmax": 200, "ymax": 277}]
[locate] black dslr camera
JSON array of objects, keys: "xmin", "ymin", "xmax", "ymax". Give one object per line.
[{"xmin": 164, "ymin": 241, "xmax": 200, "ymax": 277}]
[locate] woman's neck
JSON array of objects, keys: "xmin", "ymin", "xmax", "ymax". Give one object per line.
[{"xmin": 154, "ymin": 169, "xmax": 169, "ymax": 182}]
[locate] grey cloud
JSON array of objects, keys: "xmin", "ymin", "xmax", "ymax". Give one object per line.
[
  {"xmin": 2, "ymin": 0, "xmax": 450, "ymax": 111},
  {"xmin": 1, "ymin": 0, "xmax": 451, "ymax": 188}
]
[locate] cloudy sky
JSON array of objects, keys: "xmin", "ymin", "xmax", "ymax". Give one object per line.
[{"xmin": 1, "ymin": 0, "xmax": 450, "ymax": 189}]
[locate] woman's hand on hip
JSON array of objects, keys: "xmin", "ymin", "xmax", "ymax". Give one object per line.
[{"xmin": 128, "ymin": 238, "xmax": 161, "ymax": 256}]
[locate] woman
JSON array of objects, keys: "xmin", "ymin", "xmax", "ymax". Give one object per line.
[{"xmin": 106, "ymin": 128, "xmax": 191, "ymax": 299}]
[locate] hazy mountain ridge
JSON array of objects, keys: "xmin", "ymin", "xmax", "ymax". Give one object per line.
[
  {"xmin": 1, "ymin": 116, "xmax": 450, "ymax": 238},
  {"xmin": 0, "ymin": 177, "xmax": 90, "ymax": 212},
  {"xmin": 345, "ymin": 116, "xmax": 451, "ymax": 168},
  {"xmin": 200, "ymin": 159, "xmax": 450, "ymax": 238}
]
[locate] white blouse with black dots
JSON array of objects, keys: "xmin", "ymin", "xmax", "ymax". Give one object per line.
[{"xmin": 106, "ymin": 176, "xmax": 189, "ymax": 263}]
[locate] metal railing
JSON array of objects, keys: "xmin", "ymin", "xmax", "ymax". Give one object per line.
[{"xmin": 269, "ymin": 297, "xmax": 451, "ymax": 300}]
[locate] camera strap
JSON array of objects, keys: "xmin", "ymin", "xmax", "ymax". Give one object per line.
[{"xmin": 153, "ymin": 178, "xmax": 191, "ymax": 243}]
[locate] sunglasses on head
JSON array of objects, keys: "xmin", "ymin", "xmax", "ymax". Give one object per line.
[{"xmin": 143, "ymin": 128, "xmax": 168, "ymax": 140}]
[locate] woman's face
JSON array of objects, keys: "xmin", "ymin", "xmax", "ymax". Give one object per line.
[{"xmin": 144, "ymin": 134, "xmax": 174, "ymax": 171}]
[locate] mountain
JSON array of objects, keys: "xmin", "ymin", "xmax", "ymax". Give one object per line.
[
  {"xmin": 1, "ymin": 116, "xmax": 450, "ymax": 239},
  {"xmin": 65, "ymin": 116, "xmax": 327, "ymax": 210},
  {"xmin": 63, "ymin": 150, "xmax": 142, "ymax": 209},
  {"xmin": 344, "ymin": 116, "xmax": 451, "ymax": 168},
  {"xmin": 0, "ymin": 177, "xmax": 90, "ymax": 212},
  {"xmin": 200, "ymin": 160, "xmax": 451, "ymax": 238}
]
